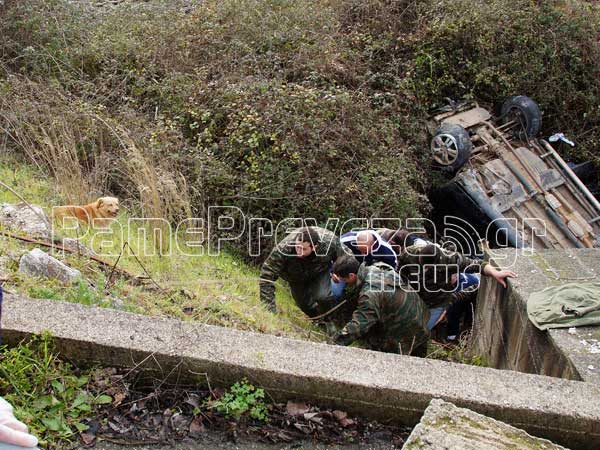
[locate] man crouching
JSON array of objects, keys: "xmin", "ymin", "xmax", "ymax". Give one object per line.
[
  {"xmin": 259, "ymin": 226, "xmax": 345, "ymax": 317},
  {"xmin": 331, "ymin": 255, "xmax": 430, "ymax": 357}
]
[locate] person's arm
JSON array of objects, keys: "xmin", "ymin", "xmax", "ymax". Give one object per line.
[
  {"xmin": 259, "ymin": 244, "xmax": 287, "ymax": 313},
  {"xmin": 333, "ymin": 293, "xmax": 380, "ymax": 346},
  {"xmin": 0, "ymin": 397, "xmax": 38, "ymax": 448},
  {"xmin": 376, "ymin": 245, "xmax": 397, "ymax": 268},
  {"xmin": 433, "ymin": 247, "xmax": 485, "ymax": 273},
  {"xmin": 436, "ymin": 248, "xmax": 517, "ymax": 287},
  {"xmin": 482, "ymin": 264, "xmax": 518, "ymax": 288}
]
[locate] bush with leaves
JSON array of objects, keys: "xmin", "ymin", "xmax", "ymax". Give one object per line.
[
  {"xmin": 1, "ymin": 0, "xmax": 599, "ymax": 260},
  {"xmin": 0, "ymin": 0, "xmax": 429, "ymax": 259}
]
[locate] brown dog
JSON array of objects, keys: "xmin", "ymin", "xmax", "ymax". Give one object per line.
[{"xmin": 53, "ymin": 196, "xmax": 120, "ymax": 228}]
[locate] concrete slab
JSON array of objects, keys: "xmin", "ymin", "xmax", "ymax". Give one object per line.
[
  {"xmin": 473, "ymin": 248, "xmax": 600, "ymax": 385},
  {"xmin": 549, "ymin": 326, "xmax": 600, "ymax": 385},
  {"xmin": 402, "ymin": 399, "xmax": 566, "ymax": 450},
  {"xmin": 2, "ymin": 293, "xmax": 600, "ymax": 449}
]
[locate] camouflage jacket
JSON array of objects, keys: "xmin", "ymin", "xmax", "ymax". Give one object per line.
[
  {"xmin": 259, "ymin": 227, "xmax": 345, "ymax": 311},
  {"xmin": 333, "ymin": 264, "xmax": 430, "ymax": 354},
  {"xmin": 397, "ymin": 244, "xmax": 488, "ymax": 309}
]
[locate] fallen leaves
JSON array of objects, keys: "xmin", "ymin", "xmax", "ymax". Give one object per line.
[
  {"xmin": 333, "ymin": 410, "xmax": 355, "ymax": 428},
  {"xmin": 285, "ymin": 401, "xmax": 309, "ymax": 416},
  {"xmin": 81, "ymin": 367, "xmax": 410, "ymax": 448},
  {"xmin": 188, "ymin": 417, "xmax": 206, "ymax": 437}
]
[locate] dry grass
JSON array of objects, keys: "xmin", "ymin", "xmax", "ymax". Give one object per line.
[
  {"xmin": 0, "ymin": 154, "xmax": 322, "ymax": 341},
  {"xmin": 0, "ymin": 78, "xmax": 192, "ymax": 230}
]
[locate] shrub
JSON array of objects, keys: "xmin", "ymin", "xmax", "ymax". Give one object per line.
[
  {"xmin": 0, "ymin": 0, "xmax": 429, "ymax": 260},
  {"xmin": 1, "ymin": 0, "xmax": 599, "ymax": 260},
  {"xmin": 407, "ymin": 0, "xmax": 600, "ymax": 167}
]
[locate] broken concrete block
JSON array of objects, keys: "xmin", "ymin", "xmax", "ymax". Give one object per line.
[
  {"xmin": 0, "ymin": 202, "xmax": 52, "ymax": 240},
  {"xmin": 402, "ymin": 399, "xmax": 566, "ymax": 450},
  {"xmin": 19, "ymin": 248, "xmax": 81, "ymax": 283}
]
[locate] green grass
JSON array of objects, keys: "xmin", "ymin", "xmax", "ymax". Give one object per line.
[
  {"xmin": 0, "ymin": 155, "xmax": 323, "ymax": 342},
  {"xmin": 0, "ymin": 334, "xmax": 107, "ymax": 449},
  {"xmin": 0, "ymin": 155, "xmax": 58, "ymax": 206},
  {"xmin": 427, "ymin": 335, "xmax": 487, "ymax": 366}
]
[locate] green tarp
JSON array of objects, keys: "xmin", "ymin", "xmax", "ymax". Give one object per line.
[{"xmin": 527, "ymin": 282, "xmax": 600, "ymax": 330}]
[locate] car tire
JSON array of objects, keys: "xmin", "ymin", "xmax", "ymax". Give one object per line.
[
  {"xmin": 430, "ymin": 123, "xmax": 472, "ymax": 171},
  {"xmin": 501, "ymin": 95, "xmax": 542, "ymax": 139}
]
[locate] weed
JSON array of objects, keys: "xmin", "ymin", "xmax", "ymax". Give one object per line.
[
  {"xmin": 427, "ymin": 333, "xmax": 487, "ymax": 367},
  {"xmin": 28, "ymin": 284, "xmax": 62, "ymax": 300},
  {"xmin": 208, "ymin": 379, "xmax": 269, "ymax": 421},
  {"xmin": 0, "ymin": 334, "xmax": 109, "ymax": 448},
  {"xmin": 27, "ymin": 278, "xmax": 109, "ymax": 307}
]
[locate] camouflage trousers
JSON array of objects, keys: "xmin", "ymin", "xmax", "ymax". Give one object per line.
[
  {"xmin": 289, "ymin": 271, "xmax": 335, "ymax": 318},
  {"xmin": 368, "ymin": 334, "xmax": 429, "ymax": 357}
]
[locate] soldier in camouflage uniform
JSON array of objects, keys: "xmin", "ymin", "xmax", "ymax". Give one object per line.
[
  {"xmin": 331, "ymin": 255, "xmax": 430, "ymax": 356},
  {"xmin": 396, "ymin": 243, "xmax": 516, "ymax": 310},
  {"xmin": 259, "ymin": 226, "xmax": 345, "ymax": 316},
  {"xmin": 395, "ymin": 243, "xmax": 516, "ymax": 330}
]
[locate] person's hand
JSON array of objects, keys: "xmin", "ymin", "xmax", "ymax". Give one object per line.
[
  {"xmin": 485, "ymin": 266, "xmax": 518, "ymax": 288},
  {"xmin": 450, "ymin": 273, "xmax": 458, "ymax": 286},
  {"xmin": 0, "ymin": 398, "xmax": 38, "ymax": 448},
  {"xmin": 332, "ymin": 273, "xmax": 340, "ymax": 284},
  {"xmin": 434, "ymin": 310, "xmax": 447, "ymax": 328}
]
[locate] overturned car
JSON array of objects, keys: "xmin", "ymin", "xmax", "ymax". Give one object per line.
[{"xmin": 429, "ymin": 96, "xmax": 600, "ymax": 249}]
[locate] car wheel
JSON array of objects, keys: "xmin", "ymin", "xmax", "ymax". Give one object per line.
[
  {"xmin": 430, "ymin": 123, "xmax": 472, "ymax": 171},
  {"xmin": 501, "ymin": 95, "xmax": 542, "ymax": 139}
]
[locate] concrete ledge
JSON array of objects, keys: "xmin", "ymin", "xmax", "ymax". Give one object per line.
[
  {"xmin": 3, "ymin": 293, "xmax": 600, "ymax": 450},
  {"xmin": 473, "ymin": 248, "xmax": 600, "ymax": 385}
]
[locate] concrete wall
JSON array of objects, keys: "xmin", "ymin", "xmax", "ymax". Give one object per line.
[
  {"xmin": 2, "ymin": 293, "xmax": 600, "ymax": 450},
  {"xmin": 473, "ymin": 248, "xmax": 600, "ymax": 384}
]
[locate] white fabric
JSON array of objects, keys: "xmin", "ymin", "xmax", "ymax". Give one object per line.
[{"xmin": 0, "ymin": 398, "xmax": 38, "ymax": 448}]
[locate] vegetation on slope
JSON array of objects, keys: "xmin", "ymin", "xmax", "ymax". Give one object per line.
[
  {"xmin": 0, "ymin": 155, "xmax": 321, "ymax": 340},
  {"xmin": 2, "ymin": 0, "xmax": 599, "ymax": 258}
]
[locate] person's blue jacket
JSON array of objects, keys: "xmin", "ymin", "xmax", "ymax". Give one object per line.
[
  {"xmin": 340, "ymin": 230, "xmax": 398, "ymax": 268},
  {"xmin": 457, "ymin": 273, "xmax": 481, "ymax": 291}
]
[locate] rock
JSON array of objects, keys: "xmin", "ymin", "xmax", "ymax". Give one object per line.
[
  {"xmin": 0, "ymin": 256, "xmax": 12, "ymax": 281},
  {"xmin": 61, "ymin": 238, "xmax": 96, "ymax": 257},
  {"xmin": 402, "ymin": 399, "xmax": 566, "ymax": 450},
  {"xmin": 110, "ymin": 296, "xmax": 125, "ymax": 309},
  {"xmin": 0, "ymin": 203, "xmax": 52, "ymax": 240},
  {"xmin": 19, "ymin": 248, "xmax": 81, "ymax": 283}
]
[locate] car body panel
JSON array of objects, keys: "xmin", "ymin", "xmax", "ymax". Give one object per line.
[{"xmin": 431, "ymin": 103, "xmax": 600, "ymax": 249}]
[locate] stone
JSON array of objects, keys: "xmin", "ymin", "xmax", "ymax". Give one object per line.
[
  {"xmin": 402, "ymin": 399, "xmax": 566, "ymax": 450},
  {"xmin": 0, "ymin": 256, "xmax": 12, "ymax": 281},
  {"xmin": 2, "ymin": 292, "xmax": 599, "ymax": 449},
  {"xmin": 19, "ymin": 248, "xmax": 81, "ymax": 283},
  {"xmin": 61, "ymin": 238, "xmax": 96, "ymax": 257},
  {"xmin": 110, "ymin": 295, "xmax": 125, "ymax": 309},
  {"xmin": 0, "ymin": 202, "xmax": 52, "ymax": 240}
]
